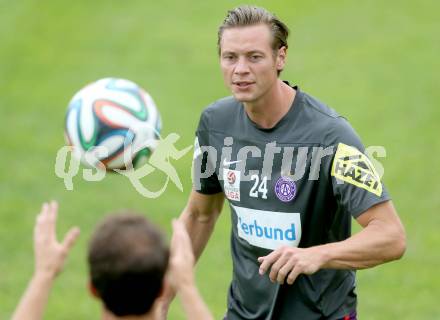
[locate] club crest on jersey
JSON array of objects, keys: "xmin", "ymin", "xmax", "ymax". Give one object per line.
[
  {"xmin": 223, "ymin": 169, "xmax": 240, "ymax": 201},
  {"xmin": 275, "ymin": 176, "xmax": 297, "ymax": 202},
  {"xmin": 331, "ymin": 143, "xmax": 383, "ymax": 196}
]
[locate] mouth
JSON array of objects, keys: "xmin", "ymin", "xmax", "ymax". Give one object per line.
[{"xmin": 232, "ymin": 81, "xmax": 255, "ymax": 89}]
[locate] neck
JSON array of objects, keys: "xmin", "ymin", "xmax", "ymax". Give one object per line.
[{"xmin": 244, "ymin": 80, "xmax": 296, "ymax": 129}]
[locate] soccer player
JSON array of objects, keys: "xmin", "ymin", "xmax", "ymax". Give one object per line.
[
  {"xmin": 12, "ymin": 201, "xmax": 213, "ymax": 320},
  {"xmin": 164, "ymin": 5, "xmax": 406, "ymax": 320}
]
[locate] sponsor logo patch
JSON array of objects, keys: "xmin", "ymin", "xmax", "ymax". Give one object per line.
[
  {"xmin": 274, "ymin": 176, "xmax": 297, "ymax": 202},
  {"xmin": 227, "ymin": 171, "xmax": 236, "ymax": 185},
  {"xmin": 331, "ymin": 143, "xmax": 382, "ymax": 196},
  {"xmin": 232, "ymin": 204, "xmax": 302, "ymax": 250},
  {"xmin": 223, "ymin": 169, "xmax": 240, "ymax": 201}
]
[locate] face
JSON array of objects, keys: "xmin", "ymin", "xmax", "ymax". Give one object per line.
[{"xmin": 220, "ymin": 24, "xmax": 286, "ymax": 103}]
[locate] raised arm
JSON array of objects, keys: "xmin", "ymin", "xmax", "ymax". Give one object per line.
[
  {"xmin": 258, "ymin": 200, "xmax": 406, "ymax": 284},
  {"xmin": 12, "ymin": 201, "xmax": 80, "ymax": 320}
]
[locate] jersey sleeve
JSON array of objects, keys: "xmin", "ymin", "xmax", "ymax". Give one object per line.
[
  {"xmin": 192, "ymin": 109, "xmax": 223, "ymax": 194},
  {"xmin": 327, "ymin": 118, "xmax": 391, "ymax": 218}
]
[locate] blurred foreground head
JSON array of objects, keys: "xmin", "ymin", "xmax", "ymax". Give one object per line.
[{"xmin": 88, "ymin": 213, "xmax": 169, "ymax": 317}]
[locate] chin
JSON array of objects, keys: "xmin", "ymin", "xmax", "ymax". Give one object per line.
[{"xmin": 232, "ymin": 92, "xmax": 255, "ymax": 103}]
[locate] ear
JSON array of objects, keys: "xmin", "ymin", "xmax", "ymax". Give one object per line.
[
  {"xmin": 88, "ymin": 281, "xmax": 100, "ymax": 298},
  {"xmin": 276, "ymin": 46, "xmax": 287, "ymax": 72}
]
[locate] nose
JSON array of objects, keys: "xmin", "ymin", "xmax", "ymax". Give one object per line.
[{"xmin": 234, "ymin": 56, "xmax": 250, "ymax": 75}]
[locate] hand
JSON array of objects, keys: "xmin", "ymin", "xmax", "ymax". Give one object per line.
[
  {"xmin": 34, "ymin": 201, "xmax": 80, "ymax": 279},
  {"xmin": 257, "ymin": 246, "xmax": 325, "ymax": 285}
]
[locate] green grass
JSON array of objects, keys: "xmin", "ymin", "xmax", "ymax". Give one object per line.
[{"xmin": 1, "ymin": 0, "xmax": 438, "ymax": 319}]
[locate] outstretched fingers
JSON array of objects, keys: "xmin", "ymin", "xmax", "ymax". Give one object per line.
[
  {"xmin": 47, "ymin": 201, "xmax": 58, "ymax": 240},
  {"xmin": 62, "ymin": 227, "xmax": 81, "ymax": 253}
]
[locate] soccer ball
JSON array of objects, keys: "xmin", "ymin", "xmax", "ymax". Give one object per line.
[{"xmin": 65, "ymin": 78, "xmax": 161, "ymax": 170}]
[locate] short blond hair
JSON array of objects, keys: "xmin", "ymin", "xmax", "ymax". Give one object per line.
[{"xmin": 217, "ymin": 5, "xmax": 289, "ymax": 56}]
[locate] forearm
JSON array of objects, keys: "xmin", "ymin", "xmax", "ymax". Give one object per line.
[
  {"xmin": 12, "ymin": 272, "xmax": 54, "ymax": 320},
  {"xmin": 319, "ymin": 219, "xmax": 406, "ymax": 270},
  {"xmin": 258, "ymin": 201, "xmax": 406, "ymax": 284},
  {"xmin": 178, "ymin": 284, "xmax": 214, "ymax": 320},
  {"xmin": 180, "ymin": 206, "xmax": 218, "ymax": 261}
]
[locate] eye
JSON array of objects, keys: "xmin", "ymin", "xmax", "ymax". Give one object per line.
[
  {"xmin": 222, "ymin": 54, "xmax": 236, "ymax": 62},
  {"xmin": 249, "ymin": 54, "xmax": 263, "ymax": 62}
]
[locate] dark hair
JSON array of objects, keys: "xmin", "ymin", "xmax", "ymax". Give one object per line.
[
  {"xmin": 217, "ymin": 5, "xmax": 289, "ymax": 55},
  {"xmin": 88, "ymin": 213, "xmax": 169, "ymax": 317}
]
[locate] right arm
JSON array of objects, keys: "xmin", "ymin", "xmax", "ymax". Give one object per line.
[{"xmin": 179, "ymin": 190, "xmax": 225, "ymax": 261}]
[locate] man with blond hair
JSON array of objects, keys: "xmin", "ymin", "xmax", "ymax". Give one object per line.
[{"xmin": 163, "ymin": 5, "xmax": 406, "ymax": 320}]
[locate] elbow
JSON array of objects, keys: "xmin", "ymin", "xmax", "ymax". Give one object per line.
[
  {"xmin": 186, "ymin": 207, "xmax": 219, "ymax": 225},
  {"xmin": 395, "ymin": 233, "xmax": 407, "ymax": 260},
  {"xmin": 389, "ymin": 225, "xmax": 407, "ymax": 261}
]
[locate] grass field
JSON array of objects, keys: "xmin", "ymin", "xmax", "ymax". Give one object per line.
[{"xmin": 1, "ymin": 0, "xmax": 439, "ymax": 319}]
